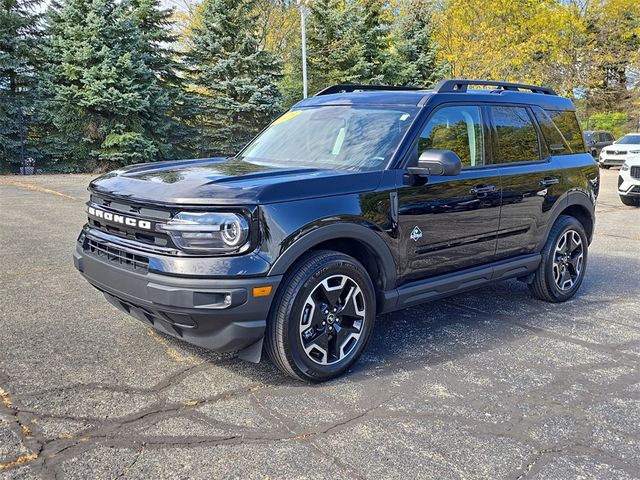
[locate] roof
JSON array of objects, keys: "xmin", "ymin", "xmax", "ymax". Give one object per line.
[{"xmin": 293, "ymin": 80, "xmax": 576, "ymax": 111}]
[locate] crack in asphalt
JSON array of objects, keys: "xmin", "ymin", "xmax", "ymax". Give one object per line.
[
  {"xmin": 114, "ymin": 444, "xmax": 145, "ymax": 479},
  {"xmin": 2, "ymin": 334, "xmax": 639, "ymax": 478}
]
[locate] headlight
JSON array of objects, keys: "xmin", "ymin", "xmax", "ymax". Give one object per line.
[
  {"xmin": 621, "ymin": 163, "xmax": 630, "ymax": 171},
  {"xmin": 160, "ymin": 212, "xmax": 250, "ymax": 252}
]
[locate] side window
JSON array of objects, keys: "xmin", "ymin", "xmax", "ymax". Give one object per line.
[
  {"xmin": 418, "ymin": 105, "xmax": 484, "ymax": 168},
  {"xmin": 532, "ymin": 106, "xmax": 571, "ymax": 155},
  {"xmin": 544, "ymin": 110, "xmax": 585, "ymax": 153},
  {"xmin": 491, "ymin": 106, "xmax": 541, "ymax": 163},
  {"xmin": 603, "ymin": 133, "xmax": 614, "ymax": 142}
]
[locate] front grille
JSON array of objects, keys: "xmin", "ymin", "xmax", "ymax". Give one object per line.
[
  {"xmin": 87, "ymin": 238, "xmax": 149, "ymax": 271},
  {"xmin": 609, "ymin": 150, "xmax": 627, "ymax": 155},
  {"xmin": 88, "ymin": 193, "xmax": 173, "ymax": 249},
  {"xmin": 631, "ymin": 166, "xmax": 640, "ymax": 180}
]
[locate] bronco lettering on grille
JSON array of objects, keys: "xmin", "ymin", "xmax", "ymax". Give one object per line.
[{"xmin": 88, "ymin": 206, "xmax": 152, "ymax": 230}]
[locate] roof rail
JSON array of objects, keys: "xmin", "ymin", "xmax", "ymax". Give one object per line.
[
  {"xmin": 315, "ymin": 84, "xmax": 422, "ymax": 96},
  {"xmin": 434, "ymin": 79, "xmax": 557, "ymax": 96}
]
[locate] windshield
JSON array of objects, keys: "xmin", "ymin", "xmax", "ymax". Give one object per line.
[
  {"xmin": 584, "ymin": 132, "xmax": 593, "ymax": 141},
  {"xmin": 617, "ymin": 135, "xmax": 640, "ymax": 145},
  {"xmin": 238, "ymin": 106, "xmax": 419, "ymax": 171}
]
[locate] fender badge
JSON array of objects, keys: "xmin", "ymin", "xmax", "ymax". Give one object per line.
[{"xmin": 410, "ymin": 226, "xmax": 423, "ymax": 242}]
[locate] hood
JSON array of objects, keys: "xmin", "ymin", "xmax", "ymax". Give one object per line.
[
  {"xmin": 89, "ymin": 157, "xmax": 382, "ymax": 206},
  {"xmin": 624, "ymin": 154, "xmax": 640, "ymax": 166}
]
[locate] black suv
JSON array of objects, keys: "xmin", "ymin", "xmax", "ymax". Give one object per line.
[{"xmin": 74, "ymin": 80, "xmax": 599, "ymax": 381}]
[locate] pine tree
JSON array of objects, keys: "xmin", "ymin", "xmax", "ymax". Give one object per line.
[
  {"xmin": 393, "ymin": 0, "xmax": 446, "ymax": 87},
  {"xmin": 186, "ymin": 0, "xmax": 283, "ymax": 156},
  {"xmin": 305, "ymin": 0, "xmax": 395, "ymax": 93},
  {"xmin": 41, "ymin": 0, "xmax": 176, "ymax": 170},
  {"xmin": 126, "ymin": 0, "xmax": 195, "ymax": 158},
  {"xmin": 0, "ymin": 0, "xmax": 42, "ymax": 171}
]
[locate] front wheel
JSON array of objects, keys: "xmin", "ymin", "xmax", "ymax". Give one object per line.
[
  {"xmin": 265, "ymin": 250, "xmax": 376, "ymax": 382},
  {"xmin": 529, "ymin": 215, "xmax": 588, "ymax": 303}
]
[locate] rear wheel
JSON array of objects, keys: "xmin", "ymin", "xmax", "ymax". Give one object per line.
[
  {"xmin": 265, "ymin": 250, "xmax": 376, "ymax": 382},
  {"xmin": 620, "ymin": 195, "xmax": 640, "ymax": 207},
  {"xmin": 529, "ymin": 215, "xmax": 588, "ymax": 303}
]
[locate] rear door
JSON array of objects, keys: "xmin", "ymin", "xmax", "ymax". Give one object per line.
[
  {"xmin": 396, "ymin": 104, "xmax": 502, "ymax": 283},
  {"xmin": 490, "ymin": 105, "xmax": 565, "ymax": 260}
]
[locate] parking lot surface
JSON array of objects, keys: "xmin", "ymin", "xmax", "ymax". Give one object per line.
[{"xmin": 1, "ymin": 169, "xmax": 639, "ymax": 479}]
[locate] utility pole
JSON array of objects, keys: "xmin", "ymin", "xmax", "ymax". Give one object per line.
[{"xmin": 298, "ymin": 1, "xmax": 308, "ymax": 99}]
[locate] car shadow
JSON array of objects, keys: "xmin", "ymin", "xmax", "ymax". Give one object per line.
[{"xmin": 156, "ymin": 251, "xmax": 635, "ymax": 387}]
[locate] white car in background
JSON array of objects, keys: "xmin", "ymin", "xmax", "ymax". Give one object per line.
[
  {"xmin": 618, "ymin": 155, "xmax": 640, "ymax": 206},
  {"xmin": 599, "ymin": 133, "xmax": 640, "ymax": 169}
]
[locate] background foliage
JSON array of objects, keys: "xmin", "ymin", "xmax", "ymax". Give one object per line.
[{"xmin": 1, "ymin": 0, "xmax": 639, "ymax": 173}]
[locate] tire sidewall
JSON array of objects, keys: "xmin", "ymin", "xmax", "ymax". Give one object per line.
[
  {"xmin": 285, "ymin": 257, "xmax": 376, "ymax": 381},
  {"xmin": 543, "ymin": 218, "xmax": 588, "ymax": 301}
]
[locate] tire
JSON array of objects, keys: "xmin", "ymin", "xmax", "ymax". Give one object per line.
[
  {"xmin": 620, "ymin": 195, "xmax": 640, "ymax": 207},
  {"xmin": 265, "ymin": 250, "xmax": 376, "ymax": 382},
  {"xmin": 529, "ymin": 215, "xmax": 588, "ymax": 303}
]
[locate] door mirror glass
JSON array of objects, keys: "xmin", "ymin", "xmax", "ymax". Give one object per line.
[{"xmin": 408, "ymin": 150, "xmax": 462, "ymax": 176}]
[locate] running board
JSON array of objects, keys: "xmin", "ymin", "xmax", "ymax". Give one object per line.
[{"xmin": 380, "ymin": 254, "xmax": 541, "ymax": 313}]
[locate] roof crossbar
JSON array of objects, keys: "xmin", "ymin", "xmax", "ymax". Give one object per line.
[
  {"xmin": 434, "ymin": 79, "xmax": 557, "ymax": 95},
  {"xmin": 315, "ymin": 84, "xmax": 422, "ymax": 96}
]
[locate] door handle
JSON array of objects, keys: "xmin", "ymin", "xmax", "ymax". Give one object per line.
[
  {"xmin": 470, "ymin": 184, "xmax": 497, "ymax": 196},
  {"xmin": 539, "ymin": 177, "xmax": 560, "ymax": 187}
]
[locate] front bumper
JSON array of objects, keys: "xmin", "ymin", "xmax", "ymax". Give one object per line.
[
  {"xmin": 618, "ymin": 168, "xmax": 640, "ymax": 197},
  {"xmin": 74, "ymin": 241, "xmax": 281, "ymax": 360},
  {"xmin": 599, "ymin": 157, "xmax": 626, "ymax": 166},
  {"xmin": 599, "ymin": 153, "xmax": 638, "ymax": 167}
]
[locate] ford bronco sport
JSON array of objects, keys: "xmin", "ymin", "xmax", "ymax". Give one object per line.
[{"xmin": 74, "ymin": 80, "xmax": 599, "ymax": 381}]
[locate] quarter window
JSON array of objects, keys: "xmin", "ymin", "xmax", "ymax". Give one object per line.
[
  {"xmin": 532, "ymin": 106, "xmax": 570, "ymax": 155},
  {"xmin": 491, "ymin": 106, "xmax": 541, "ymax": 163},
  {"xmin": 544, "ymin": 110, "xmax": 585, "ymax": 153},
  {"xmin": 418, "ymin": 105, "xmax": 485, "ymax": 168}
]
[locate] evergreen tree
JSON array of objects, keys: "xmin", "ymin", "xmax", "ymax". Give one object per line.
[
  {"xmin": 0, "ymin": 0, "xmax": 42, "ymax": 171},
  {"xmin": 186, "ymin": 0, "xmax": 283, "ymax": 156},
  {"xmin": 41, "ymin": 0, "xmax": 176, "ymax": 170},
  {"xmin": 126, "ymin": 0, "xmax": 195, "ymax": 159},
  {"xmin": 393, "ymin": 0, "xmax": 446, "ymax": 87},
  {"xmin": 305, "ymin": 0, "xmax": 396, "ymax": 93}
]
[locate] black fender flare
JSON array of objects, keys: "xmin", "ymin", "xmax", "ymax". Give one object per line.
[
  {"xmin": 268, "ymin": 223, "xmax": 397, "ymax": 290},
  {"xmin": 537, "ymin": 190, "xmax": 596, "ymax": 250}
]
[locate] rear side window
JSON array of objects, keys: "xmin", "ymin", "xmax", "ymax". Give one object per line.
[
  {"xmin": 544, "ymin": 110, "xmax": 585, "ymax": 153},
  {"xmin": 603, "ymin": 133, "xmax": 614, "ymax": 142},
  {"xmin": 490, "ymin": 106, "xmax": 540, "ymax": 163}
]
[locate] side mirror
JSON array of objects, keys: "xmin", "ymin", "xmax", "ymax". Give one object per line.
[{"xmin": 408, "ymin": 150, "xmax": 462, "ymax": 176}]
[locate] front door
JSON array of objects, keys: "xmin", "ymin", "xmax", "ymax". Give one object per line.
[{"xmin": 397, "ymin": 104, "xmax": 502, "ymax": 284}]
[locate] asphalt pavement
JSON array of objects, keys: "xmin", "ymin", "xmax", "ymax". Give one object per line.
[{"xmin": 0, "ymin": 169, "xmax": 639, "ymax": 479}]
